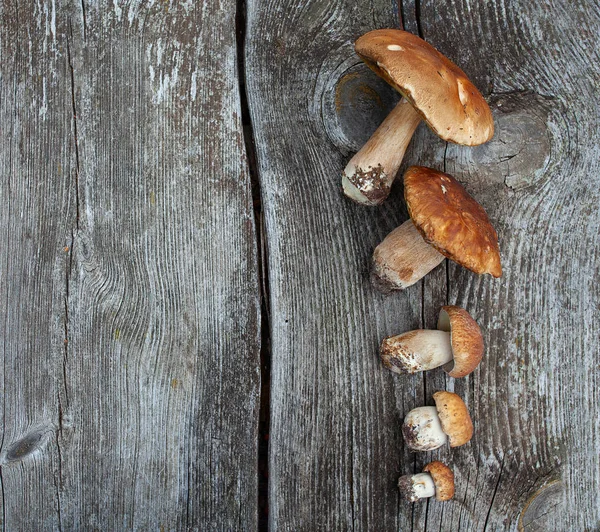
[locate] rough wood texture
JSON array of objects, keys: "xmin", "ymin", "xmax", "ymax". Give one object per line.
[
  {"xmin": 0, "ymin": 2, "xmax": 260, "ymax": 530},
  {"xmin": 247, "ymin": 0, "xmax": 599, "ymax": 530},
  {"xmin": 247, "ymin": 1, "xmax": 423, "ymax": 530},
  {"xmin": 3, "ymin": 0, "xmax": 600, "ymax": 530}
]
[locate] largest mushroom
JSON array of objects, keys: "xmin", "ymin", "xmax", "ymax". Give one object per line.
[{"xmin": 342, "ymin": 29, "xmax": 494, "ymax": 205}]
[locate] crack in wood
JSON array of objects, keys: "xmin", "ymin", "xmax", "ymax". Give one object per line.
[
  {"xmin": 0, "ymin": 473, "xmax": 4, "ymax": 532},
  {"xmin": 0, "ymin": 466, "xmax": 4, "ymax": 532},
  {"xmin": 398, "ymin": 0, "xmax": 405, "ymax": 30},
  {"xmin": 53, "ymin": 425, "xmax": 64, "ymax": 532},
  {"xmin": 80, "ymin": 0, "xmax": 86, "ymax": 42},
  {"xmin": 65, "ymin": 26, "xmax": 80, "ymax": 230},
  {"xmin": 63, "ymin": 230, "xmax": 74, "ymax": 409},
  {"xmin": 482, "ymin": 453, "xmax": 506, "ymax": 531},
  {"xmin": 58, "ymin": 30, "xmax": 77, "ymax": 528},
  {"xmin": 415, "ymin": 0, "xmax": 423, "ymax": 38},
  {"xmin": 236, "ymin": 0, "xmax": 271, "ymax": 529},
  {"xmin": 61, "ymin": 231, "xmax": 73, "ymax": 416},
  {"xmin": 56, "ymin": 18, "xmax": 77, "ymax": 531}
]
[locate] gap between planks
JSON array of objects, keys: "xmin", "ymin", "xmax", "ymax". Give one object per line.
[{"xmin": 235, "ymin": 0, "xmax": 271, "ymax": 529}]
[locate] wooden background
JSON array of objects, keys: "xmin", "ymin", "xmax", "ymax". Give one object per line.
[{"xmin": 1, "ymin": 0, "xmax": 598, "ymax": 530}]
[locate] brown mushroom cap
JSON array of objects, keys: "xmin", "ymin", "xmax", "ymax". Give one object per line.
[
  {"xmin": 355, "ymin": 29, "xmax": 494, "ymax": 145},
  {"xmin": 423, "ymin": 461, "xmax": 455, "ymax": 501},
  {"xmin": 404, "ymin": 166, "xmax": 502, "ymax": 278},
  {"xmin": 438, "ymin": 306, "xmax": 484, "ymax": 378},
  {"xmin": 433, "ymin": 391, "xmax": 473, "ymax": 447}
]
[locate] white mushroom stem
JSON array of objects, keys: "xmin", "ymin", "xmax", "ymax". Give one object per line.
[
  {"xmin": 398, "ymin": 473, "xmax": 436, "ymax": 502},
  {"xmin": 342, "ymin": 100, "xmax": 421, "ymax": 206},
  {"xmin": 402, "ymin": 406, "xmax": 447, "ymax": 451},
  {"xmin": 372, "ymin": 219, "xmax": 445, "ymax": 291},
  {"xmin": 381, "ymin": 330, "xmax": 452, "ymax": 374}
]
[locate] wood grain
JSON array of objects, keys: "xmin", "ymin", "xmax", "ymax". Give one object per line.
[
  {"xmin": 247, "ymin": 0, "xmax": 600, "ymax": 530},
  {"xmin": 246, "ymin": 0, "xmax": 421, "ymax": 529},
  {"xmin": 0, "ymin": 2, "xmax": 260, "ymax": 530},
  {"xmin": 414, "ymin": 2, "xmax": 600, "ymax": 530},
  {"xmin": 2, "ymin": 0, "xmax": 599, "ymax": 529}
]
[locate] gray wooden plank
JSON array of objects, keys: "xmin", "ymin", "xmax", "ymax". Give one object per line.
[
  {"xmin": 247, "ymin": 0, "xmax": 600, "ymax": 530},
  {"xmin": 246, "ymin": 1, "xmax": 424, "ymax": 530},
  {"xmin": 414, "ymin": 2, "xmax": 600, "ymax": 530},
  {"xmin": 0, "ymin": 2, "xmax": 75, "ymax": 530},
  {"xmin": 0, "ymin": 2, "xmax": 260, "ymax": 530}
]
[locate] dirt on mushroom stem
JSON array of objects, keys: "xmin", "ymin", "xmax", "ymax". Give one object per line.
[{"xmin": 345, "ymin": 164, "xmax": 390, "ymax": 203}]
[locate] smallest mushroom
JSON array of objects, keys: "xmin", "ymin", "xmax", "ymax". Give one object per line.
[
  {"xmin": 398, "ymin": 461, "xmax": 455, "ymax": 503},
  {"xmin": 403, "ymin": 391, "xmax": 473, "ymax": 451},
  {"xmin": 381, "ymin": 306, "xmax": 483, "ymax": 378}
]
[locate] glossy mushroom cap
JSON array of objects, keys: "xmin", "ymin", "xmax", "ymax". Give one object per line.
[
  {"xmin": 438, "ymin": 306, "xmax": 484, "ymax": 378},
  {"xmin": 423, "ymin": 461, "xmax": 455, "ymax": 501},
  {"xmin": 433, "ymin": 391, "xmax": 473, "ymax": 447},
  {"xmin": 355, "ymin": 29, "xmax": 494, "ymax": 145},
  {"xmin": 405, "ymin": 166, "xmax": 502, "ymax": 278}
]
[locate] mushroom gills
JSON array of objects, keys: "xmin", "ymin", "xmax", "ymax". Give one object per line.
[
  {"xmin": 402, "ymin": 406, "xmax": 447, "ymax": 451},
  {"xmin": 372, "ymin": 219, "xmax": 446, "ymax": 291},
  {"xmin": 398, "ymin": 472, "xmax": 436, "ymax": 502},
  {"xmin": 381, "ymin": 329, "xmax": 453, "ymax": 374}
]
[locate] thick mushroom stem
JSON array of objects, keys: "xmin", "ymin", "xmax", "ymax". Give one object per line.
[
  {"xmin": 381, "ymin": 330, "xmax": 453, "ymax": 374},
  {"xmin": 398, "ymin": 473, "xmax": 436, "ymax": 502},
  {"xmin": 342, "ymin": 100, "xmax": 421, "ymax": 206},
  {"xmin": 402, "ymin": 406, "xmax": 447, "ymax": 451},
  {"xmin": 372, "ymin": 219, "xmax": 445, "ymax": 291}
]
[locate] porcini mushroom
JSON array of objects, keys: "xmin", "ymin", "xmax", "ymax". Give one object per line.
[
  {"xmin": 398, "ymin": 461, "xmax": 455, "ymax": 502},
  {"xmin": 343, "ymin": 29, "xmax": 494, "ymax": 205},
  {"xmin": 381, "ymin": 306, "xmax": 483, "ymax": 378},
  {"xmin": 372, "ymin": 166, "xmax": 502, "ymax": 291},
  {"xmin": 403, "ymin": 391, "xmax": 473, "ymax": 451}
]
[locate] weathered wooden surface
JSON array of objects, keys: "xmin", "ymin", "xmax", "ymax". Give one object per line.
[
  {"xmin": 0, "ymin": 1, "xmax": 260, "ymax": 530},
  {"xmin": 247, "ymin": 0, "xmax": 599, "ymax": 530},
  {"xmin": 2, "ymin": 0, "xmax": 600, "ymax": 530}
]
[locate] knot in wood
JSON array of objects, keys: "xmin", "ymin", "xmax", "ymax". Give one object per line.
[
  {"xmin": 2, "ymin": 424, "xmax": 54, "ymax": 465},
  {"xmin": 519, "ymin": 480, "xmax": 565, "ymax": 531},
  {"xmin": 322, "ymin": 61, "xmax": 400, "ymax": 155},
  {"xmin": 445, "ymin": 92, "xmax": 557, "ymax": 192}
]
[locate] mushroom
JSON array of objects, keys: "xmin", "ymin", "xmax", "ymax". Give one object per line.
[
  {"xmin": 398, "ymin": 461, "xmax": 455, "ymax": 502},
  {"xmin": 372, "ymin": 166, "xmax": 502, "ymax": 291},
  {"xmin": 381, "ymin": 306, "xmax": 483, "ymax": 378},
  {"xmin": 343, "ymin": 29, "xmax": 494, "ymax": 205},
  {"xmin": 402, "ymin": 391, "xmax": 473, "ymax": 451}
]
